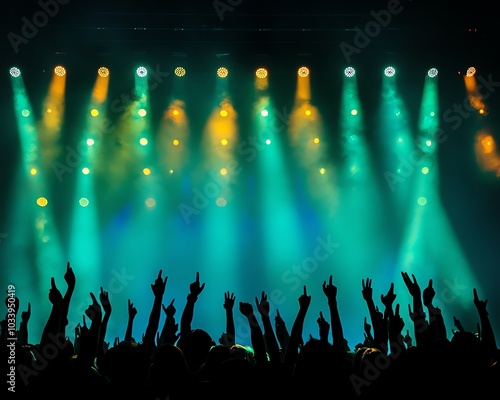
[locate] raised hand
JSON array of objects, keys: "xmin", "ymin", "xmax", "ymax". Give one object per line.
[
  {"xmin": 298, "ymin": 286, "xmax": 311, "ymax": 309},
  {"xmin": 317, "ymin": 311, "xmax": 330, "ymax": 340},
  {"xmin": 21, "ymin": 302, "xmax": 31, "ymax": 323},
  {"xmin": 99, "ymin": 287, "xmax": 112, "ymax": 314},
  {"xmin": 381, "ymin": 282, "xmax": 396, "ymax": 308},
  {"xmin": 473, "ymin": 288, "xmax": 488, "ymax": 315},
  {"xmin": 322, "ymin": 275, "xmax": 338, "ymax": 302},
  {"xmin": 128, "ymin": 299, "xmax": 137, "ymax": 319},
  {"xmin": 162, "ymin": 298, "xmax": 176, "ymax": 318},
  {"xmin": 48, "ymin": 277, "xmax": 63, "ymax": 305},
  {"xmin": 361, "ymin": 278, "xmax": 373, "ymax": 301},
  {"xmin": 255, "ymin": 291, "xmax": 270, "ymax": 317},
  {"xmin": 64, "ymin": 261, "xmax": 76, "ymax": 290},
  {"xmin": 151, "ymin": 270, "xmax": 168, "ymax": 298},
  {"xmin": 422, "ymin": 279, "xmax": 435, "ymax": 307},
  {"xmin": 239, "ymin": 301, "xmax": 254, "ymax": 318},
  {"xmin": 401, "ymin": 272, "xmax": 421, "ymax": 299},
  {"xmin": 452, "ymin": 315, "xmax": 465, "ymax": 333},
  {"xmin": 85, "ymin": 292, "xmax": 102, "ymax": 321},
  {"xmin": 189, "ymin": 272, "xmax": 205, "ymax": 298},
  {"xmin": 223, "ymin": 291, "xmax": 235, "ymax": 311}
]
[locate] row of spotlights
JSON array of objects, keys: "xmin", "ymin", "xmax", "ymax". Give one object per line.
[{"xmin": 8, "ymin": 65, "xmax": 455, "ymax": 79}]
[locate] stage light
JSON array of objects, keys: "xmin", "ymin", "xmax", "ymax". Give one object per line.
[
  {"xmin": 36, "ymin": 197, "xmax": 48, "ymax": 207},
  {"xmin": 143, "ymin": 168, "xmax": 151, "ymax": 176},
  {"xmin": 427, "ymin": 68, "xmax": 438, "ymax": 78},
  {"xmin": 169, "ymin": 169, "xmax": 174, "ymax": 174},
  {"xmin": 466, "ymin": 67, "xmax": 476, "ymax": 77},
  {"xmin": 9, "ymin": 67, "xmax": 21, "ymax": 77},
  {"xmin": 220, "ymin": 139, "xmax": 228, "ymax": 146},
  {"xmin": 21, "ymin": 109, "xmax": 30, "ymax": 117},
  {"xmin": 425, "ymin": 140, "xmax": 432, "ymax": 147},
  {"xmin": 351, "ymin": 109, "xmax": 358, "ymax": 116},
  {"xmin": 216, "ymin": 197, "xmax": 227, "ymax": 207},
  {"xmin": 82, "ymin": 167, "xmax": 90, "ymax": 175},
  {"xmin": 313, "ymin": 137, "xmax": 320, "ymax": 144},
  {"xmin": 136, "ymin": 66, "xmax": 148, "ymax": 77},
  {"xmin": 384, "ymin": 66, "xmax": 395, "ymax": 77},
  {"xmin": 256, "ymin": 68, "xmax": 268, "ymax": 79},
  {"xmin": 172, "ymin": 109, "xmax": 180, "ymax": 116},
  {"xmin": 54, "ymin": 65, "xmax": 66, "ymax": 76},
  {"xmin": 138, "ymin": 108, "xmax": 147, "ymax": 117},
  {"xmin": 173, "ymin": 139, "xmax": 180, "ymax": 146},
  {"xmin": 298, "ymin": 66, "xmax": 309, "ymax": 77},
  {"xmin": 344, "ymin": 67, "xmax": 355, "ymax": 77},
  {"xmin": 305, "ymin": 109, "xmax": 312, "ymax": 116},
  {"xmin": 146, "ymin": 198, "xmax": 156, "ymax": 208},
  {"xmin": 174, "ymin": 67, "xmax": 186, "ymax": 77},
  {"xmin": 98, "ymin": 67, "xmax": 109, "ymax": 77},
  {"xmin": 79, "ymin": 198, "xmax": 89, "ymax": 207},
  {"xmin": 30, "ymin": 168, "xmax": 37, "ymax": 175},
  {"xmin": 319, "ymin": 168, "xmax": 325, "ymax": 175},
  {"xmin": 265, "ymin": 139, "xmax": 271, "ymax": 145},
  {"xmin": 86, "ymin": 138, "xmax": 95, "ymax": 146},
  {"xmin": 217, "ymin": 67, "xmax": 229, "ymax": 78},
  {"xmin": 261, "ymin": 110, "xmax": 269, "ymax": 117},
  {"xmin": 421, "ymin": 167, "xmax": 429, "ymax": 174},
  {"xmin": 90, "ymin": 109, "xmax": 99, "ymax": 117},
  {"xmin": 220, "ymin": 168, "xmax": 228, "ymax": 176},
  {"xmin": 220, "ymin": 110, "xmax": 228, "ymax": 117},
  {"xmin": 140, "ymin": 138, "xmax": 148, "ymax": 146},
  {"xmin": 418, "ymin": 197, "xmax": 427, "ymax": 206}
]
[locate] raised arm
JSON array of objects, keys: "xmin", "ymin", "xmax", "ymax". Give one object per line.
[
  {"xmin": 159, "ymin": 298, "xmax": 179, "ymax": 345},
  {"xmin": 274, "ymin": 309, "xmax": 290, "ymax": 356},
  {"xmin": 422, "ymin": 279, "xmax": 447, "ymax": 344},
  {"xmin": 61, "ymin": 262, "xmax": 76, "ymax": 337},
  {"xmin": 97, "ymin": 287, "xmax": 112, "ymax": 358},
  {"xmin": 401, "ymin": 272, "xmax": 429, "ymax": 348},
  {"xmin": 180, "ymin": 272, "xmax": 205, "ymax": 338},
  {"xmin": 124, "ymin": 299, "xmax": 137, "ymax": 342},
  {"xmin": 473, "ymin": 288, "xmax": 498, "ymax": 360},
  {"xmin": 283, "ymin": 286, "xmax": 311, "ymax": 372},
  {"xmin": 239, "ymin": 301, "xmax": 268, "ymax": 367},
  {"xmin": 255, "ymin": 291, "xmax": 281, "ymax": 367},
  {"xmin": 142, "ymin": 270, "xmax": 168, "ymax": 353},
  {"xmin": 322, "ymin": 275, "xmax": 346, "ymax": 353},
  {"xmin": 223, "ymin": 291, "xmax": 236, "ymax": 347},
  {"xmin": 361, "ymin": 278, "xmax": 385, "ymax": 352}
]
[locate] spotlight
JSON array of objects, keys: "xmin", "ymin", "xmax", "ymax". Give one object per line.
[
  {"xmin": 466, "ymin": 67, "xmax": 476, "ymax": 77},
  {"xmin": 384, "ymin": 66, "xmax": 395, "ymax": 77},
  {"xmin": 98, "ymin": 67, "xmax": 110, "ymax": 77},
  {"xmin": 427, "ymin": 68, "xmax": 438, "ymax": 78},
  {"xmin": 139, "ymin": 138, "xmax": 148, "ymax": 146},
  {"xmin": 344, "ymin": 67, "xmax": 356, "ymax": 77},
  {"xmin": 220, "ymin": 109, "xmax": 228, "ymax": 117},
  {"xmin": 36, "ymin": 197, "xmax": 48, "ymax": 207},
  {"xmin": 298, "ymin": 66, "xmax": 309, "ymax": 77},
  {"xmin": 261, "ymin": 109, "xmax": 269, "ymax": 117},
  {"xmin": 256, "ymin": 68, "xmax": 268, "ymax": 79},
  {"xmin": 217, "ymin": 67, "xmax": 229, "ymax": 78},
  {"xmin": 136, "ymin": 66, "xmax": 148, "ymax": 77},
  {"xmin": 174, "ymin": 67, "xmax": 186, "ymax": 77},
  {"xmin": 90, "ymin": 109, "xmax": 99, "ymax": 117},
  {"xmin": 9, "ymin": 67, "xmax": 21, "ymax": 77},
  {"xmin": 145, "ymin": 198, "xmax": 156, "ymax": 208},
  {"xmin": 54, "ymin": 65, "xmax": 66, "ymax": 76},
  {"xmin": 79, "ymin": 198, "xmax": 90, "ymax": 207},
  {"xmin": 138, "ymin": 108, "xmax": 147, "ymax": 117}
]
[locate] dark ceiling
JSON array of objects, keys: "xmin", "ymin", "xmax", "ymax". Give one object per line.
[{"xmin": 3, "ymin": 0, "xmax": 498, "ymax": 69}]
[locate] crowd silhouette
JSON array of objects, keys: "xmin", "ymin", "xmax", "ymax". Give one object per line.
[{"xmin": 2, "ymin": 263, "xmax": 499, "ymax": 399}]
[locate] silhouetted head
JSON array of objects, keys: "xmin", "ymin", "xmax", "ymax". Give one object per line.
[{"xmin": 177, "ymin": 329, "xmax": 216, "ymax": 373}]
